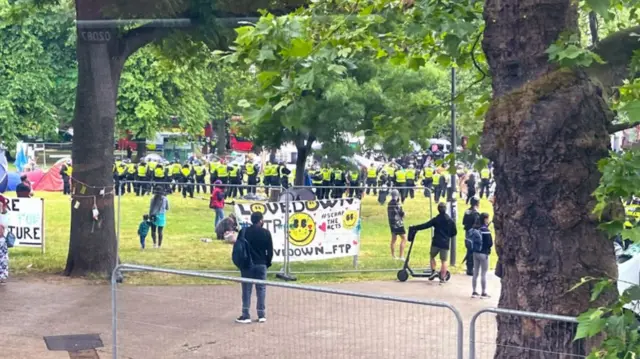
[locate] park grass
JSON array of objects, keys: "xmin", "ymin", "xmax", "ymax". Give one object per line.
[{"xmin": 7, "ymin": 189, "xmax": 496, "ymax": 284}]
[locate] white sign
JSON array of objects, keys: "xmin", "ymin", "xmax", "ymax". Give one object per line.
[
  {"xmin": 4, "ymin": 198, "xmax": 45, "ymax": 249},
  {"xmin": 235, "ymin": 199, "xmax": 361, "ymax": 262}
]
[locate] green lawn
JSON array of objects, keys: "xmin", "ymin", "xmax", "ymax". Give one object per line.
[{"xmin": 7, "ymin": 189, "xmax": 496, "ymax": 284}]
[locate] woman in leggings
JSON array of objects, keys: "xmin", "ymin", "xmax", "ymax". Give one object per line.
[
  {"xmin": 472, "ymin": 213, "xmax": 493, "ymax": 298},
  {"xmin": 149, "ymin": 186, "xmax": 169, "ymax": 248}
]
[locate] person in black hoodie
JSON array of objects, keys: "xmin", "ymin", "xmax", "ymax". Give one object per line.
[
  {"xmin": 410, "ymin": 202, "xmax": 457, "ymax": 283},
  {"xmin": 462, "ymin": 197, "xmax": 480, "ymax": 276},
  {"xmin": 236, "ymin": 212, "xmax": 274, "ymax": 324},
  {"xmin": 471, "ymin": 213, "xmax": 493, "ymax": 298}
]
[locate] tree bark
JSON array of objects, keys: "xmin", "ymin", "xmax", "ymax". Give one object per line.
[
  {"xmin": 135, "ymin": 138, "xmax": 147, "ymax": 161},
  {"xmin": 214, "ymin": 117, "xmax": 227, "ymax": 155},
  {"xmin": 588, "ymin": 11, "xmax": 599, "ymax": 45},
  {"xmin": 294, "ymin": 135, "xmax": 315, "ymax": 186},
  {"xmin": 64, "ymin": 28, "xmax": 121, "ymax": 277},
  {"xmin": 481, "ymin": 0, "xmax": 618, "ymax": 357}
]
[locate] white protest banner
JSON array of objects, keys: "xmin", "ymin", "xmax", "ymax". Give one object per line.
[
  {"xmin": 4, "ymin": 197, "xmax": 45, "ymax": 250},
  {"xmin": 235, "ymin": 198, "xmax": 361, "ymax": 262}
]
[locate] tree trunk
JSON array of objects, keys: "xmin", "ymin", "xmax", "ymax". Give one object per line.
[
  {"xmin": 213, "ymin": 118, "xmax": 226, "ymax": 155},
  {"xmin": 64, "ymin": 29, "xmax": 121, "ymax": 277},
  {"xmin": 481, "ymin": 0, "xmax": 618, "ymax": 357},
  {"xmin": 135, "ymin": 139, "xmax": 147, "ymax": 162},
  {"xmin": 294, "ymin": 145, "xmax": 308, "ymax": 186},
  {"xmin": 588, "ymin": 11, "xmax": 599, "ymax": 45}
]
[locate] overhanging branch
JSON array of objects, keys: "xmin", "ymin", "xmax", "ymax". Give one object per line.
[
  {"xmin": 608, "ymin": 121, "xmax": 640, "ymax": 134},
  {"xmin": 120, "ymin": 23, "xmax": 176, "ymax": 60},
  {"xmin": 587, "ymin": 25, "xmax": 640, "ymax": 93}
]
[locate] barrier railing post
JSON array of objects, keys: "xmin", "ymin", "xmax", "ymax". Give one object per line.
[
  {"xmin": 353, "ymin": 191, "xmax": 361, "ymax": 269},
  {"xmin": 116, "ymin": 183, "xmax": 122, "ymax": 272},
  {"xmin": 469, "ymin": 309, "xmax": 480, "ymax": 359},
  {"xmin": 111, "ymin": 265, "xmax": 119, "ymax": 359}
]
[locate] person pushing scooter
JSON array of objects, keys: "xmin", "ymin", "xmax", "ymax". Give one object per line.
[{"xmin": 409, "ymin": 202, "xmax": 457, "ymax": 283}]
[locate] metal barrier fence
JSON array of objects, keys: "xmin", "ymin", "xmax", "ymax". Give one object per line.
[
  {"xmin": 115, "ymin": 181, "xmax": 450, "ymax": 279},
  {"xmin": 469, "ymin": 308, "xmax": 585, "ymax": 359},
  {"xmin": 112, "ymin": 264, "xmax": 465, "ymax": 359}
]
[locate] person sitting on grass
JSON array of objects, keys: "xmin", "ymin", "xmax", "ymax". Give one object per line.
[
  {"xmin": 137, "ymin": 214, "xmax": 151, "ymax": 250},
  {"xmin": 409, "ymin": 202, "xmax": 457, "ymax": 283},
  {"xmin": 215, "ymin": 213, "xmax": 239, "ymax": 244},
  {"xmin": 16, "ymin": 175, "xmax": 33, "ymax": 198}
]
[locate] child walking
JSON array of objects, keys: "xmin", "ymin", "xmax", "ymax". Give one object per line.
[
  {"xmin": 138, "ymin": 214, "xmax": 151, "ymax": 249},
  {"xmin": 472, "ymin": 213, "xmax": 493, "ymax": 298}
]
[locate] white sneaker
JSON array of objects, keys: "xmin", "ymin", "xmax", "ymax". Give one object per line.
[
  {"xmin": 153, "ymin": 244, "xmax": 157, "ymax": 249},
  {"xmin": 258, "ymin": 317, "xmax": 267, "ymax": 323},
  {"xmin": 397, "ymin": 257, "xmax": 406, "ymax": 261}
]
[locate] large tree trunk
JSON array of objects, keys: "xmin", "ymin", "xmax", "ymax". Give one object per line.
[
  {"xmin": 214, "ymin": 118, "xmax": 227, "ymax": 155},
  {"xmin": 481, "ymin": 0, "xmax": 618, "ymax": 357},
  {"xmin": 135, "ymin": 138, "xmax": 147, "ymax": 162},
  {"xmin": 64, "ymin": 28, "xmax": 121, "ymax": 277}
]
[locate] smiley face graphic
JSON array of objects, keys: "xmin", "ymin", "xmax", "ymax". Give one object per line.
[
  {"xmin": 288, "ymin": 213, "xmax": 316, "ymax": 246},
  {"xmin": 250, "ymin": 203, "xmax": 266, "ymax": 214},
  {"xmin": 342, "ymin": 210, "xmax": 359, "ymax": 230}
]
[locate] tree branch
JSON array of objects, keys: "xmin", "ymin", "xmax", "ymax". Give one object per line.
[
  {"xmin": 608, "ymin": 121, "xmax": 640, "ymax": 134},
  {"xmin": 588, "ymin": 11, "xmax": 599, "ymax": 46},
  {"xmin": 119, "ymin": 23, "xmax": 174, "ymax": 61},
  {"xmin": 587, "ymin": 25, "xmax": 640, "ymax": 94}
]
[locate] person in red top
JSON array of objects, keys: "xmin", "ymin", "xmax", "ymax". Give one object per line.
[{"xmin": 210, "ymin": 180, "xmax": 226, "ymax": 227}]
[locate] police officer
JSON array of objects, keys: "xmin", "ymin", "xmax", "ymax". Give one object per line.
[
  {"xmin": 228, "ymin": 163, "xmax": 242, "ymax": 198},
  {"xmin": 423, "ymin": 165, "xmax": 434, "ymax": 191},
  {"xmin": 136, "ymin": 160, "xmax": 149, "ymax": 196},
  {"xmin": 394, "ymin": 166, "xmax": 407, "ymax": 202},
  {"xmin": 125, "ymin": 160, "xmax": 137, "ymax": 193},
  {"xmin": 348, "ymin": 168, "xmax": 361, "ymax": 198},
  {"xmin": 114, "ymin": 160, "xmax": 127, "ymax": 195},
  {"xmin": 279, "ymin": 162, "xmax": 291, "ymax": 189},
  {"xmin": 209, "ymin": 158, "xmax": 221, "ymax": 188},
  {"xmin": 432, "ymin": 170, "xmax": 441, "ymax": 201},
  {"xmin": 365, "ymin": 163, "xmax": 378, "ymax": 195},
  {"xmin": 180, "ymin": 163, "xmax": 194, "ymax": 198},
  {"xmin": 153, "ymin": 162, "xmax": 167, "ymax": 193},
  {"xmin": 271, "ymin": 162, "xmax": 282, "ymax": 189},
  {"xmin": 245, "ymin": 160, "xmax": 258, "ymax": 194},
  {"xmin": 321, "ymin": 164, "xmax": 333, "ymax": 199},
  {"xmin": 405, "ymin": 164, "xmax": 417, "ymax": 200},
  {"xmin": 193, "ymin": 161, "xmax": 207, "ymax": 194},
  {"xmin": 332, "ymin": 167, "xmax": 346, "ymax": 198},
  {"xmin": 170, "ymin": 161, "xmax": 182, "ymax": 193},
  {"xmin": 310, "ymin": 166, "xmax": 323, "ymax": 198},
  {"xmin": 479, "ymin": 166, "xmax": 492, "ymax": 199}
]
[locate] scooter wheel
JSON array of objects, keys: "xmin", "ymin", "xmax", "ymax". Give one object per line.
[{"xmin": 397, "ymin": 269, "xmax": 409, "ymax": 282}]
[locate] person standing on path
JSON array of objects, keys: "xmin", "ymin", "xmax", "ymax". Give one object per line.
[
  {"xmin": 471, "ymin": 213, "xmax": 493, "ymax": 298},
  {"xmin": 409, "ymin": 202, "xmax": 457, "ymax": 283},
  {"xmin": 387, "ymin": 189, "xmax": 407, "ymax": 260},
  {"xmin": 236, "ymin": 211, "xmax": 273, "ymax": 324},
  {"xmin": 462, "ymin": 197, "xmax": 480, "ymax": 276},
  {"xmin": 149, "ymin": 187, "xmax": 169, "ymax": 248}
]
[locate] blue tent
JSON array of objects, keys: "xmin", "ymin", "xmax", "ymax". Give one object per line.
[
  {"xmin": 0, "ymin": 150, "xmax": 7, "ymax": 193},
  {"xmin": 5, "ymin": 172, "xmax": 20, "ymax": 192}
]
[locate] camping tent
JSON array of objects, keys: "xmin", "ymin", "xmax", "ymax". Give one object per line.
[
  {"xmin": 0, "ymin": 150, "xmax": 7, "ymax": 193},
  {"xmin": 33, "ymin": 157, "xmax": 70, "ymax": 192},
  {"xmin": 5, "ymin": 172, "xmax": 20, "ymax": 191}
]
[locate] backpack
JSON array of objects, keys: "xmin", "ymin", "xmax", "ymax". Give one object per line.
[
  {"xmin": 466, "ymin": 228, "xmax": 483, "ymax": 253},
  {"xmin": 5, "ymin": 231, "xmax": 15, "ymax": 248},
  {"xmin": 231, "ymin": 229, "xmax": 253, "ymax": 270}
]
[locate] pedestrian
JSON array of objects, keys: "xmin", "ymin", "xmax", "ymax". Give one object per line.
[
  {"xmin": 210, "ymin": 180, "xmax": 226, "ymax": 227},
  {"xmin": 137, "ymin": 214, "xmax": 151, "ymax": 249},
  {"xmin": 471, "ymin": 213, "xmax": 493, "ymax": 298},
  {"xmin": 16, "ymin": 175, "xmax": 33, "ymax": 198},
  {"xmin": 462, "ymin": 197, "xmax": 480, "ymax": 276},
  {"xmin": 387, "ymin": 189, "xmax": 407, "ymax": 260},
  {"xmin": 148, "ymin": 186, "xmax": 169, "ymax": 248},
  {"xmin": 409, "ymin": 202, "xmax": 457, "ymax": 283},
  {"xmin": 236, "ymin": 211, "xmax": 273, "ymax": 324},
  {"xmin": 0, "ymin": 195, "xmax": 9, "ymax": 283},
  {"xmin": 465, "ymin": 173, "xmax": 477, "ymax": 204},
  {"xmin": 479, "ymin": 167, "xmax": 491, "ymax": 199},
  {"xmin": 60, "ymin": 160, "xmax": 72, "ymax": 195}
]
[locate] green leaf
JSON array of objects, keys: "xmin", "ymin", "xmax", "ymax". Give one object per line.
[
  {"xmin": 435, "ymin": 54, "xmax": 451, "ymax": 67},
  {"xmin": 586, "ymin": 0, "xmax": 611, "ymax": 20},
  {"xmin": 376, "ymin": 49, "xmax": 388, "ymax": 59},
  {"xmin": 562, "ymin": 45, "xmax": 583, "ymax": 59},
  {"xmin": 273, "ymin": 98, "xmax": 291, "ymax": 112},
  {"xmin": 257, "ymin": 48, "xmax": 276, "ymax": 62},
  {"xmin": 328, "ymin": 64, "xmax": 347, "ymax": 75},
  {"xmin": 575, "ymin": 308, "xmax": 606, "ymax": 340},
  {"xmin": 257, "ymin": 71, "xmax": 280, "ymax": 89},
  {"xmin": 288, "ymin": 38, "xmax": 314, "ymax": 58},
  {"xmin": 408, "ymin": 57, "xmax": 426, "ymax": 70},
  {"xmin": 620, "ymin": 100, "xmax": 640, "ymax": 121},
  {"xmin": 443, "ymin": 34, "xmax": 461, "ymax": 57},
  {"xmin": 237, "ymin": 99, "xmax": 251, "ymax": 108},
  {"xmin": 623, "ymin": 285, "xmax": 640, "ymax": 301},
  {"xmin": 591, "ymin": 280, "xmax": 613, "ymax": 302}
]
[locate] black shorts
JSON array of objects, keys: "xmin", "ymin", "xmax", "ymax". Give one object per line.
[{"xmin": 391, "ymin": 226, "xmax": 406, "ymax": 235}]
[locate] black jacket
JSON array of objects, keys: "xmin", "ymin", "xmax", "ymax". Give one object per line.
[
  {"xmin": 478, "ymin": 225, "xmax": 493, "ymax": 255},
  {"xmin": 412, "ymin": 213, "xmax": 457, "ymax": 249},
  {"xmin": 244, "ymin": 225, "xmax": 274, "ymax": 267},
  {"xmin": 462, "ymin": 209, "xmax": 479, "ymax": 232}
]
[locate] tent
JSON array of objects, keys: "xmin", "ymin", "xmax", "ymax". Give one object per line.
[
  {"xmin": 33, "ymin": 157, "xmax": 70, "ymax": 192},
  {"xmin": 0, "ymin": 150, "xmax": 7, "ymax": 193},
  {"xmin": 24, "ymin": 169, "xmax": 45, "ymax": 185},
  {"xmin": 5, "ymin": 172, "xmax": 21, "ymax": 192}
]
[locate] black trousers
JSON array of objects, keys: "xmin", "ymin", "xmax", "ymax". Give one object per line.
[
  {"xmin": 62, "ymin": 175, "xmax": 71, "ymax": 195},
  {"xmin": 195, "ymin": 176, "xmax": 206, "ymax": 193},
  {"xmin": 247, "ymin": 176, "xmax": 257, "ymax": 194},
  {"xmin": 365, "ymin": 178, "xmax": 377, "ymax": 194},
  {"xmin": 182, "ymin": 179, "xmax": 194, "ymax": 198},
  {"xmin": 479, "ymin": 179, "xmax": 490, "ymax": 198},
  {"xmin": 406, "ymin": 179, "xmax": 415, "ymax": 199}
]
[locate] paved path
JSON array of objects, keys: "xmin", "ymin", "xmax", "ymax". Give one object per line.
[{"xmin": 0, "ymin": 273, "xmax": 500, "ymax": 359}]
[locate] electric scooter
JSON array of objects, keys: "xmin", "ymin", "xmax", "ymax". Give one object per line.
[{"xmin": 396, "ymin": 228, "xmax": 451, "ymax": 282}]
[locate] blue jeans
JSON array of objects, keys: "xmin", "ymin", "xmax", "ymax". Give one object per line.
[
  {"xmin": 139, "ymin": 235, "xmax": 146, "ymax": 249},
  {"xmin": 240, "ymin": 264, "xmax": 267, "ymax": 318},
  {"xmin": 214, "ymin": 208, "xmax": 225, "ymax": 227}
]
